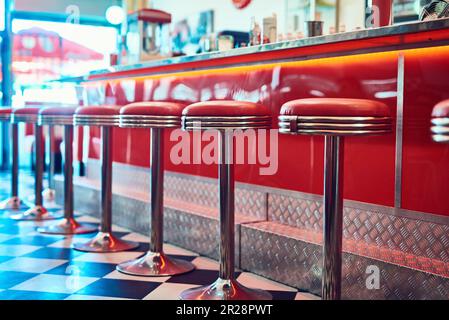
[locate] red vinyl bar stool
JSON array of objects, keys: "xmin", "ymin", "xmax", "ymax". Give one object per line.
[
  {"xmin": 279, "ymin": 98, "xmax": 392, "ymax": 300},
  {"xmin": 179, "ymin": 100, "xmax": 272, "ymax": 300},
  {"xmin": 431, "ymin": 99, "xmax": 449, "ymax": 143},
  {"xmin": 0, "ymin": 108, "xmax": 28, "ymax": 211},
  {"xmin": 72, "ymin": 106, "xmax": 139, "ymax": 252},
  {"xmin": 116, "ymin": 102, "xmax": 195, "ymax": 276},
  {"xmin": 37, "ymin": 106, "xmax": 97, "ymax": 235},
  {"xmin": 10, "ymin": 107, "xmax": 62, "ymax": 221}
]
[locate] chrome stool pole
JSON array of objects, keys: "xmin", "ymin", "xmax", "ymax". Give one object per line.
[
  {"xmin": 322, "ymin": 135, "xmax": 344, "ymax": 300},
  {"xmin": 100, "ymin": 126, "xmax": 115, "ymax": 236},
  {"xmin": 150, "ymin": 128, "xmax": 164, "ymax": 253},
  {"xmin": 117, "ymin": 102, "xmax": 194, "ymax": 276},
  {"xmin": 180, "ymin": 129, "xmax": 271, "ymax": 300},
  {"xmin": 11, "ymin": 124, "xmax": 20, "ymax": 205},
  {"xmin": 42, "ymin": 126, "xmax": 56, "ymax": 202},
  {"xmin": 38, "ymin": 110, "xmax": 97, "ymax": 235},
  {"xmin": 218, "ymin": 130, "xmax": 235, "ymax": 282}
]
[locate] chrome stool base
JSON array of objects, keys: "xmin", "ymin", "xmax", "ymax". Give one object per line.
[
  {"xmin": 117, "ymin": 251, "xmax": 195, "ymax": 277},
  {"xmin": 0, "ymin": 197, "xmax": 28, "ymax": 211},
  {"xmin": 10, "ymin": 205, "xmax": 62, "ymax": 221},
  {"xmin": 73, "ymin": 232, "xmax": 139, "ymax": 253},
  {"xmin": 38, "ymin": 218, "xmax": 97, "ymax": 235},
  {"xmin": 42, "ymin": 188, "xmax": 56, "ymax": 202},
  {"xmin": 179, "ymin": 278, "xmax": 272, "ymax": 301}
]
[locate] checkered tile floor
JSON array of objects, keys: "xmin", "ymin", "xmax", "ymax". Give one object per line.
[{"xmin": 0, "ymin": 172, "xmax": 318, "ymax": 300}]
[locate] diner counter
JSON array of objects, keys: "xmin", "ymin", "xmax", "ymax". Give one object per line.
[{"xmin": 49, "ymin": 18, "xmax": 449, "ymax": 219}]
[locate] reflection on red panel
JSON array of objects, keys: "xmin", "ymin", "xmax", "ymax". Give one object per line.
[
  {"xmin": 86, "ymin": 49, "xmax": 400, "ymax": 210},
  {"xmin": 402, "ymin": 47, "xmax": 449, "ymax": 216}
]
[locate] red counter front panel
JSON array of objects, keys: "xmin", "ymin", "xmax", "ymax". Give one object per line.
[
  {"xmin": 402, "ymin": 47, "xmax": 449, "ymax": 215},
  {"xmin": 83, "ymin": 46, "xmax": 449, "ymax": 217}
]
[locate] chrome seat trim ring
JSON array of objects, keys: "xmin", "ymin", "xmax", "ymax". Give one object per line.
[
  {"xmin": 11, "ymin": 114, "xmax": 38, "ymax": 124},
  {"xmin": 73, "ymin": 115, "xmax": 119, "ymax": 127},
  {"xmin": 431, "ymin": 117, "xmax": 449, "ymax": 143},
  {"xmin": 280, "ymin": 129, "xmax": 392, "ymax": 136},
  {"xmin": 431, "ymin": 126, "xmax": 449, "ymax": 134},
  {"xmin": 279, "ymin": 115, "xmax": 391, "ymax": 124},
  {"xmin": 38, "ymin": 115, "xmax": 74, "ymax": 126},
  {"xmin": 120, "ymin": 115, "xmax": 181, "ymax": 129},
  {"xmin": 279, "ymin": 115, "xmax": 392, "ymax": 136},
  {"xmin": 182, "ymin": 115, "xmax": 272, "ymax": 131},
  {"xmin": 0, "ymin": 115, "xmax": 11, "ymax": 122},
  {"xmin": 186, "ymin": 116, "xmax": 272, "ymax": 122},
  {"xmin": 432, "ymin": 135, "xmax": 449, "ymax": 143},
  {"xmin": 431, "ymin": 118, "xmax": 449, "ymax": 126}
]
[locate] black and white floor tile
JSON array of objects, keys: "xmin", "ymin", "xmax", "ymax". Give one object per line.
[{"xmin": 0, "ymin": 172, "xmax": 319, "ymax": 300}]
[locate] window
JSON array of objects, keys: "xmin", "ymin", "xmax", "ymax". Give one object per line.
[{"xmin": 12, "ymin": 19, "xmax": 118, "ymax": 84}]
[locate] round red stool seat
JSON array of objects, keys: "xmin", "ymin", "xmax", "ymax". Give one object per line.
[
  {"xmin": 279, "ymin": 98, "xmax": 392, "ymax": 135},
  {"xmin": 11, "ymin": 107, "xmax": 41, "ymax": 124},
  {"xmin": 74, "ymin": 105, "xmax": 121, "ymax": 127},
  {"xmin": 120, "ymin": 102, "xmax": 186, "ymax": 128},
  {"xmin": 38, "ymin": 106, "xmax": 78, "ymax": 126},
  {"xmin": 182, "ymin": 100, "xmax": 271, "ymax": 130},
  {"xmin": 0, "ymin": 108, "xmax": 13, "ymax": 122},
  {"xmin": 431, "ymin": 99, "xmax": 449, "ymax": 143}
]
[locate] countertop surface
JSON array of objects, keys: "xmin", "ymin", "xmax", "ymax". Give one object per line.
[{"xmin": 55, "ymin": 18, "xmax": 449, "ymax": 82}]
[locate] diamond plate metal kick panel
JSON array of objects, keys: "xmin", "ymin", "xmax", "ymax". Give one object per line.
[
  {"xmin": 53, "ymin": 160, "xmax": 449, "ymax": 299},
  {"xmin": 241, "ymin": 222, "xmax": 449, "ymax": 300}
]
